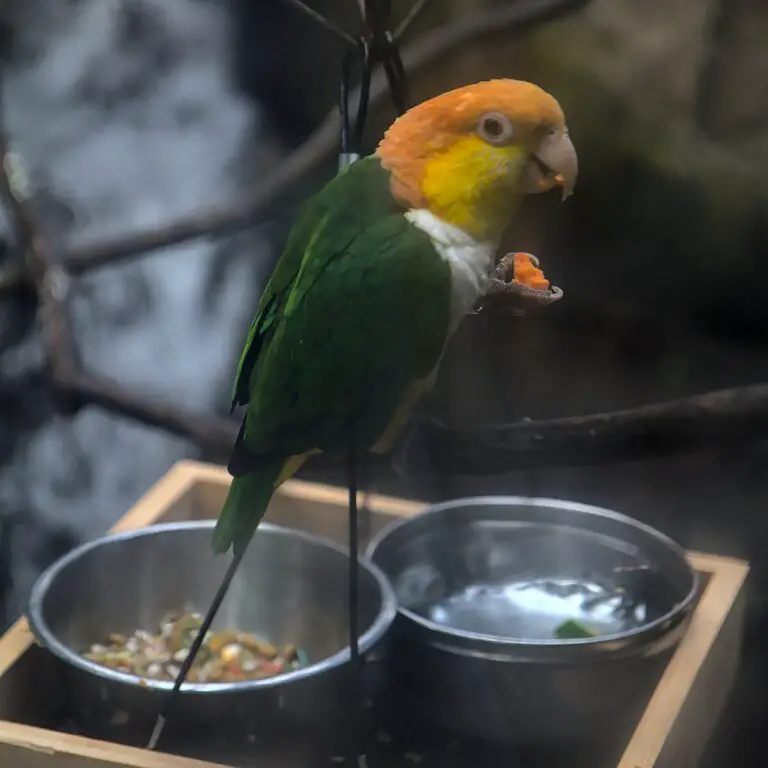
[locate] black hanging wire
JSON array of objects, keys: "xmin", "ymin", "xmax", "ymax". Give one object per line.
[
  {"xmin": 335, "ymin": 3, "xmax": 414, "ymax": 763},
  {"xmin": 146, "ymin": 0, "xmax": 420, "ymax": 756},
  {"xmin": 282, "ymin": 0, "xmax": 358, "ymax": 48},
  {"xmin": 346, "ymin": 428, "xmax": 364, "ymax": 764},
  {"xmin": 146, "ymin": 551, "xmax": 245, "ymax": 749},
  {"xmin": 339, "ymin": 39, "xmax": 371, "ymax": 168},
  {"xmin": 394, "ymin": 0, "xmax": 431, "ymax": 40},
  {"xmin": 336, "ymin": 47, "xmax": 371, "ymax": 766},
  {"xmin": 337, "ymin": 47, "xmax": 370, "ymax": 762}
]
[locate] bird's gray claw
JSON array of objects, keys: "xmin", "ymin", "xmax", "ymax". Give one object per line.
[{"xmin": 519, "ymin": 251, "xmax": 540, "ymax": 268}]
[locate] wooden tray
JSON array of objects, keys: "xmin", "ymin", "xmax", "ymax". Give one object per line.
[{"xmin": 0, "ymin": 460, "xmax": 749, "ymax": 768}]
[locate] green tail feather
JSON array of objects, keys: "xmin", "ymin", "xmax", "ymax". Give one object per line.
[{"xmin": 212, "ymin": 460, "xmax": 283, "ymax": 558}]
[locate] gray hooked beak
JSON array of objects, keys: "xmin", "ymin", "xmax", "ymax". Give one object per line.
[{"xmin": 526, "ymin": 129, "xmax": 578, "ymax": 201}]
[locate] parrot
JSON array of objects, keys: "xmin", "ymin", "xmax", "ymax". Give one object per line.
[{"xmin": 215, "ymin": 78, "xmax": 578, "ymax": 557}]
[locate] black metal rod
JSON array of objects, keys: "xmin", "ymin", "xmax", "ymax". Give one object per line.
[
  {"xmin": 362, "ymin": 0, "xmax": 378, "ymax": 37},
  {"xmin": 282, "ymin": 0, "xmax": 358, "ymax": 48},
  {"xmin": 340, "ymin": 53, "xmax": 353, "ymax": 156},
  {"xmin": 382, "ymin": 34, "xmax": 408, "ymax": 114},
  {"xmin": 339, "ymin": 41, "xmax": 372, "ymax": 163},
  {"xmin": 395, "ymin": 0, "xmax": 432, "ymax": 40},
  {"xmin": 146, "ymin": 549, "xmax": 245, "ymax": 750},
  {"xmin": 348, "ymin": 446, "xmax": 359, "ymax": 670},
  {"xmin": 347, "ymin": 433, "xmax": 362, "ymax": 764},
  {"xmin": 353, "ymin": 41, "xmax": 372, "ymax": 152}
]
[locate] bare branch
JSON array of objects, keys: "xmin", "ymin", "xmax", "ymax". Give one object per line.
[
  {"xmin": 69, "ymin": 371, "xmax": 238, "ymax": 456},
  {"xmin": 395, "ymin": 384, "xmax": 768, "ymax": 476},
  {"xmin": 0, "ymin": 138, "xmax": 79, "ymax": 385},
  {"xmin": 0, "ymin": 130, "xmax": 240, "ymax": 457}
]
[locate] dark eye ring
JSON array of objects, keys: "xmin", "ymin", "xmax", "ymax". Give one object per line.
[{"xmin": 477, "ymin": 112, "xmax": 514, "ymax": 145}]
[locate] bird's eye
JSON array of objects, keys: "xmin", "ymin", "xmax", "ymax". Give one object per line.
[{"xmin": 477, "ymin": 112, "xmax": 514, "ymax": 145}]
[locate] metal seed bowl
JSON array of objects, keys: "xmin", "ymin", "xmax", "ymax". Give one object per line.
[
  {"xmin": 366, "ymin": 496, "xmax": 700, "ymax": 750},
  {"xmin": 27, "ymin": 521, "xmax": 397, "ymax": 759}
]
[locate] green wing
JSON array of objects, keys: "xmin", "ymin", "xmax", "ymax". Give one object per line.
[
  {"xmin": 228, "ymin": 157, "xmax": 452, "ymax": 470},
  {"xmin": 231, "ymin": 157, "xmax": 397, "ymax": 412}
]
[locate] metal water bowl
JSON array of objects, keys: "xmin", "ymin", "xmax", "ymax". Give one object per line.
[{"xmin": 367, "ymin": 496, "xmax": 699, "ymax": 749}]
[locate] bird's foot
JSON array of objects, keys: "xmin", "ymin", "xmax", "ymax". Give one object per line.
[{"xmin": 474, "ymin": 252, "xmax": 563, "ymax": 316}]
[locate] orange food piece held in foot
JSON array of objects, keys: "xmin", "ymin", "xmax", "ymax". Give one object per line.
[{"xmin": 512, "ymin": 252, "xmax": 550, "ymax": 291}]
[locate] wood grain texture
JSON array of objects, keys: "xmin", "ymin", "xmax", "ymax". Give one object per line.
[
  {"xmin": 0, "ymin": 721, "xmax": 225, "ymax": 768},
  {"xmin": 619, "ymin": 553, "xmax": 748, "ymax": 768}
]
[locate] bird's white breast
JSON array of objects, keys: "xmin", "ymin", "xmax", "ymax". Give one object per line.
[{"xmin": 405, "ymin": 209, "xmax": 496, "ymax": 333}]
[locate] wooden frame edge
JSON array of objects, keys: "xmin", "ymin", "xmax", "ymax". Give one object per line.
[
  {"xmin": 618, "ymin": 553, "xmax": 749, "ymax": 767},
  {"xmin": 111, "ymin": 461, "xmax": 202, "ymax": 532},
  {"xmin": 182, "ymin": 459, "xmax": 425, "ymax": 519},
  {"xmin": 0, "ymin": 721, "xmax": 227, "ymax": 768}
]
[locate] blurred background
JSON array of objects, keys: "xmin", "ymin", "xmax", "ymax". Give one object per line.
[{"xmin": 0, "ymin": 0, "xmax": 766, "ymax": 764}]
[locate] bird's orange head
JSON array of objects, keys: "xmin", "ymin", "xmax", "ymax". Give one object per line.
[{"xmin": 376, "ymin": 79, "xmax": 577, "ymax": 242}]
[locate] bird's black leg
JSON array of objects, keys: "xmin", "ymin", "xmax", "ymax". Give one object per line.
[
  {"xmin": 352, "ymin": 41, "xmax": 372, "ymax": 152},
  {"xmin": 347, "ymin": 428, "xmax": 364, "ymax": 766},
  {"xmin": 357, "ymin": 452, "xmax": 373, "ymax": 543},
  {"xmin": 339, "ymin": 49, "xmax": 354, "ymax": 166},
  {"xmin": 382, "ymin": 32, "xmax": 408, "ymax": 115},
  {"xmin": 146, "ymin": 548, "xmax": 246, "ymax": 750}
]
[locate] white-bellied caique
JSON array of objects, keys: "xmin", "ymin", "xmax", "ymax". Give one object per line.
[{"xmin": 216, "ymin": 78, "xmax": 577, "ymax": 556}]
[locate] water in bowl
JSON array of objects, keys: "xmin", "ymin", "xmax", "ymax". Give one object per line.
[{"xmin": 396, "ymin": 564, "xmax": 648, "ymax": 640}]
